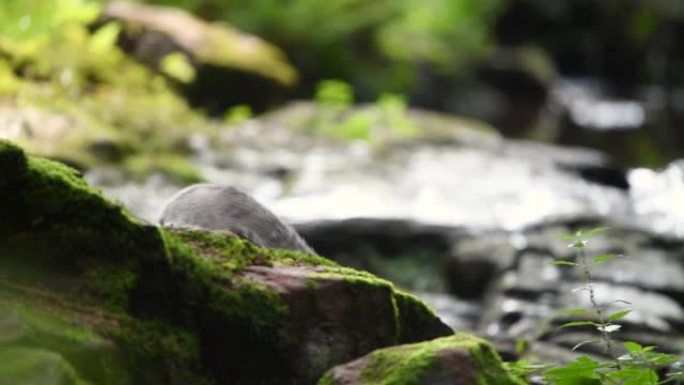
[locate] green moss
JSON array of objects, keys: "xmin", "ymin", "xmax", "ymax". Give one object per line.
[
  {"xmin": 317, "ymin": 372, "xmax": 334, "ymax": 385},
  {"xmin": 0, "ymin": 140, "xmax": 163, "ymax": 313},
  {"xmin": 168, "ymin": 228, "xmax": 338, "ymax": 271},
  {"xmin": 0, "ymin": 299, "xmax": 132, "ymax": 385},
  {"xmin": 351, "ymin": 333, "xmax": 524, "ymax": 385},
  {"xmin": 392, "ymin": 289, "xmax": 451, "ymax": 344},
  {"xmin": 161, "ymin": 228, "xmax": 289, "ymax": 332},
  {"xmin": 0, "ymin": 347, "xmax": 87, "ymax": 385},
  {"xmin": 83, "ymin": 261, "xmax": 138, "ymax": 311},
  {"xmin": 105, "ymin": 318, "xmax": 214, "ymax": 385}
]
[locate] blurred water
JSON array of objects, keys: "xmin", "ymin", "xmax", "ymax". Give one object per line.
[
  {"xmin": 89, "ymin": 137, "xmax": 684, "ymax": 240},
  {"xmin": 628, "ymin": 161, "xmax": 684, "ymax": 238}
]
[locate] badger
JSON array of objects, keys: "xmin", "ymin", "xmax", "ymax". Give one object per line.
[{"xmin": 159, "ymin": 183, "xmax": 315, "ymax": 254}]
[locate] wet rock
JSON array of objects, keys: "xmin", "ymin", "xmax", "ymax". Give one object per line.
[
  {"xmin": 415, "ymin": 292, "xmax": 482, "ymax": 332},
  {"xmin": 480, "ymin": 297, "xmax": 555, "ymax": 341},
  {"xmin": 447, "ymin": 231, "xmax": 521, "ymax": 300},
  {"xmin": 318, "ymin": 333, "xmax": 523, "ymax": 385},
  {"xmin": 499, "ymin": 250, "xmax": 561, "ymax": 299}
]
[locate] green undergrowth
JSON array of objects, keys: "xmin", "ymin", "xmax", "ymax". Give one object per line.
[{"xmin": 0, "ymin": 0, "xmax": 215, "ymax": 180}]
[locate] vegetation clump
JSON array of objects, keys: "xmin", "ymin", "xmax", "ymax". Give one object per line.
[{"xmin": 0, "ymin": 0, "xmax": 217, "ymax": 181}]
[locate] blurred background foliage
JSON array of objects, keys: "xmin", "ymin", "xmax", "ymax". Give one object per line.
[
  {"xmin": 137, "ymin": 0, "xmax": 503, "ymax": 98},
  {"xmin": 1, "ymin": 0, "xmax": 684, "ymax": 167}
]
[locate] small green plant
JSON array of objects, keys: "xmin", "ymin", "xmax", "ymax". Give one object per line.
[
  {"xmin": 310, "ymin": 80, "xmax": 421, "ymax": 143},
  {"xmin": 315, "ymin": 79, "xmax": 354, "ymax": 107},
  {"xmin": 507, "ymin": 227, "xmax": 684, "ymax": 385},
  {"xmin": 224, "ymin": 104, "xmax": 253, "ymax": 125}
]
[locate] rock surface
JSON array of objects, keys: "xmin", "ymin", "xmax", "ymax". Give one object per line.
[
  {"xmin": 318, "ymin": 333, "xmax": 524, "ymax": 385},
  {"xmin": 0, "ymin": 140, "xmax": 454, "ymax": 385}
]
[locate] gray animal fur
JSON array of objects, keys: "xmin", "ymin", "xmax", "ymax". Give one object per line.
[{"xmin": 159, "ymin": 183, "xmax": 315, "ymax": 254}]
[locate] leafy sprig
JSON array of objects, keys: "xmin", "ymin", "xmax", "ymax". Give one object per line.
[{"xmin": 509, "ymin": 227, "xmax": 684, "ymax": 385}]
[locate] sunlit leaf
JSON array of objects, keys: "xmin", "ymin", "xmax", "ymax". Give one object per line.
[
  {"xmin": 584, "ymin": 227, "xmax": 610, "ymax": 237},
  {"xmin": 604, "ymin": 367, "xmax": 657, "ymax": 385},
  {"xmin": 560, "ymin": 321, "xmax": 597, "ymax": 329},
  {"xmin": 593, "ymin": 254, "xmax": 616, "ymax": 264},
  {"xmin": 568, "ymin": 240, "xmax": 587, "ymax": 249},
  {"xmin": 89, "ymin": 22, "xmax": 121, "ymax": 55},
  {"xmin": 224, "ymin": 104, "xmax": 253, "ymax": 125},
  {"xmin": 623, "ymin": 341, "xmax": 644, "ymax": 354},
  {"xmin": 607, "ymin": 310, "xmax": 631, "ymax": 322},
  {"xmin": 160, "ymin": 52, "xmax": 196, "ymax": 84},
  {"xmin": 549, "ymin": 260, "xmax": 578, "ymax": 266},
  {"xmin": 543, "ymin": 355, "xmax": 605, "ymax": 384},
  {"xmin": 572, "ymin": 339, "xmax": 603, "ymax": 351}
]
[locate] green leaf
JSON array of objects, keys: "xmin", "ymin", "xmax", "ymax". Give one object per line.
[
  {"xmin": 583, "ymin": 226, "xmax": 610, "ymax": 237},
  {"xmin": 224, "ymin": 105, "xmax": 253, "ymax": 125},
  {"xmin": 543, "ymin": 355, "xmax": 605, "ymax": 385},
  {"xmin": 568, "ymin": 240, "xmax": 587, "ymax": 249},
  {"xmin": 559, "ymin": 308, "xmax": 590, "ymax": 316},
  {"xmin": 572, "ymin": 339, "xmax": 603, "ymax": 351},
  {"xmin": 604, "ymin": 367, "xmax": 657, "ymax": 385},
  {"xmin": 593, "ymin": 254, "xmax": 616, "ymax": 264},
  {"xmin": 89, "ymin": 22, "xmax": 121, "ymax": 56},
  {"xmin": 560, "ymin": 321, "xmax": 597, "ymax": 329},
  {"xmin": 549, "ymin": 260, "xmax": 578, "ymax": 266},
  {"xmin": 514, "ymin": 339, "xmax": 528, "ymax": 355},
  {"xmin": 623, "ymin": 341, "xmax": 644, "ymax": 354},
  {"xmin": 607, "ymin": 310, "xmax": 631, "ymax": 322},
  {"xmin": 160, "ymin": 52, "xmax": 196, "ymax": 84}
]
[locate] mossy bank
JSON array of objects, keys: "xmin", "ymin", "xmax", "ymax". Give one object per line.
[{"xmin": 0, "ymin": 140, "xmax": 456, "ymax": 385}]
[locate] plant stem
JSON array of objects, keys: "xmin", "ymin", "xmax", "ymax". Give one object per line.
[{"xmin": 577, "ymin": 244, "xmax": 621, "ymax": 369}]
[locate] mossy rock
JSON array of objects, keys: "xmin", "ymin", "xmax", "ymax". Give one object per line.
[
  {"xmin": 318, "ymin": 333, "xmax": 526, "ymax": 385},
  {"xmin": 0, "ymin": 140, "xmax": 454, "ymax": 385},
  {"xmin": 102, "ymin": 1, "xmax": 298, "ymax": 113}
]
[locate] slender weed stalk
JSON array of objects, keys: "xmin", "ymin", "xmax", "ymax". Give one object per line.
[{"xmin": 506, "ymin": 227, "xmax": 684, "ymax": 385}]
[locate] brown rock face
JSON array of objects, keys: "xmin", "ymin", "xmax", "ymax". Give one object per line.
[{"xmin": 241, "ymin": 264, "xmax": 400, "ymax": 383}]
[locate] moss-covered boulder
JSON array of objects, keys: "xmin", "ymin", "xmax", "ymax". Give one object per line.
[
  {"xmin": 318, "ymin": 333, "xmax": 525, "ymax": 385},
  {"xmin": 102, "ymin": 1, "xmax": 298, "ymax": 112},
  {"xmin": 0, "ymin": 139, "xmax": 453, "ymax": 385}
]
